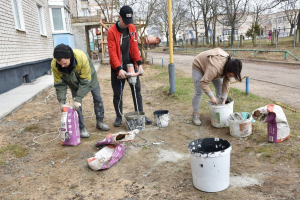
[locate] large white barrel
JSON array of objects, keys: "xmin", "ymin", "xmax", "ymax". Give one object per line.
[{"xmin": 188, "ymin": 138, "xmax": 232, "ymax": 192}]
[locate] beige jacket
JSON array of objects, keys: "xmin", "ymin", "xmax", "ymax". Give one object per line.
[{"xmin": 192, "ymin": 48, "xmax": 230, "ymax": 99}]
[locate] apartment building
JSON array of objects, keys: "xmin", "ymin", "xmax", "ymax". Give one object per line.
[{"xmin": 0, "ymin": 0, "xmax": 54, "ymax": 94}]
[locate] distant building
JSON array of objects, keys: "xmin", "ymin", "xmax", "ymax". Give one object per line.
[
  {"xmin": 0, "ymin": 0, "xmax": 54, "ymax": 94},
  {"xmin": 167, "ymin": 10, "xmax": 297, "ymax": 45}
]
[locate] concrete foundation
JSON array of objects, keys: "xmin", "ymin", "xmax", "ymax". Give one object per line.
[{"xmin": 0, "ymin": 58, "xmax": 52, "ymax": 94}]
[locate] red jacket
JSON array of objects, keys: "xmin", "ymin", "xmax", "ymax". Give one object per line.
[{"xmin": 107, "ymin": 23, "xmax": 142, "ymax": 74}]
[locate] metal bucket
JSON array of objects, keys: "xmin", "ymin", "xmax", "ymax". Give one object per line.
[{"xmin": 124, "ymin": 111, "xmax": 145, "ymax": 131}]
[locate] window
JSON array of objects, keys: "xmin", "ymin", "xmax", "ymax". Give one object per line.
[
  {"xmin": 283, "ymin": 17, "xmax": 286, "ymax": 21},
  {"xmin": 82, "ymin": 9, "xmax": 89, "ymax": 16},
  {"xmin": 277, "ymin": 18, "xmax": 281, "ymax": 23},
  {"xmin": 37, "ymin": 4, "xmax": 46, "ymax": 35},
  {"xmin": 50, "ymin": 7, "xmax": 72, "ymax": 33},
  {"xmin": 11, "ymin": 0, "xmax": 25, "ymax": 30},
  {"xmin": 268, "ymin": 19, "xmax": 271, "ymax": 24},
  {"xmin": 51, "ymin": 8, "xmax": 64, "ymax": 31}
]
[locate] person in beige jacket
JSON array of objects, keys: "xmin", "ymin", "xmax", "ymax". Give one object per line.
[{"xmin": 192, "ymin": 48, "xmax": 242, "ymax": 125}]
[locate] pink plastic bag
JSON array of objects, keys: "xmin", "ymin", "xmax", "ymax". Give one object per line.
[{"xmin": 60, "ymin": 105, "xmax": 81, "ymax": 146}]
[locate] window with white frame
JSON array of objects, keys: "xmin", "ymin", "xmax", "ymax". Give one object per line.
[
  {"xmin": 11, "ymin": 0, "xmax": 25, "ymax": 30},
  {"xmin": 82, "ymin": 9, "xmax": 89, "ymax": 16},
  {"xmin": 50, "ymin": 7, "xmax": 72, "ymax": 33},
  {"xmin": 37, "ymin": 4, "xmax": 46, "ymax": 35}
]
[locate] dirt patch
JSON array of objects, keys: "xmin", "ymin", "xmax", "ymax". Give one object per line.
[{"xmin": 0, "ymin": 64, "xmax": 300, "ymax": 199}]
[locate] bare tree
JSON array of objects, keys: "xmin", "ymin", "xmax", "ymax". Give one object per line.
[
  {"xmin": 220, "ymin": 0, "xmax": 250, "ymax": 46},
  {"xmin": 210, "ymin": 0, "xmax": 220, "ymax": 47},
  {"xmin": 94, "ymin": 0, "xmax": 137, "ymax": 22},
  {"xmin": 248, "ymin": 0, "xmax": 269, "ymax": 23},
  {"xmin": 187, "ymin": 0, "xmax": 202, "ymax": 47},
  {"xmin": 133, "ymin": 0, "xmax": 159, "ymax": 63},
  {"xmin": 152, "ymin": 1, "xmax": 170, "ymax": 46},
  {"xmin": 281, "ymin": 0, "xmax": 299, "ymax": 36},
  {"xmin": 195, "ymin": 0, "xmax": 212, "ymax": 44},
  {"xmin": 172, "ymin": 0, "xmax": 189, "ymax": 45}
]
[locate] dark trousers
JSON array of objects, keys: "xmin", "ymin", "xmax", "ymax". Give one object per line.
[
  {"xmin": 71, "ymin": 84, "xmax": 105, "ymax": 129},
  {"xmin": 111, "ymin": 68, "xmax": 143, "ymax": 119}
]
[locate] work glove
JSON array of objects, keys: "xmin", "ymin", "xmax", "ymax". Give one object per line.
[{"xmin": 73, "ymin": 102, "xmax": 81, "ymax": 110}]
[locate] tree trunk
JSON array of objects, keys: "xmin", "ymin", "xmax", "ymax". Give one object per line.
[
  {"xmin": 166, "ymin": 32, "xmax": 169, "ymax": 47},
  {"xmin": 298, "ymin": 11, "xmax": 300, "ymax": 41},
  {"xmin": 203, "ymin": 16, "xmax": 209, "ymax": 44},
  {"xmin": 173, "ymin": 27, "xmax": 177, "ymax": 45},
  {"xmin": 195, "ymin": 31, "xmax": 198, "ymax": 47},
  {"xmin": 290, "ymin": 24, "xmax": 294, "ymax": 36},
  {"xmin": 231, "ymin": 22, "xmax": 235, "ymax": 47}
]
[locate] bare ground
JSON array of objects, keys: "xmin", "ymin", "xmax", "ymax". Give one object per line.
[{"xmin": 0, "ymin": 64, "xmax": 300, "ymax": 200}]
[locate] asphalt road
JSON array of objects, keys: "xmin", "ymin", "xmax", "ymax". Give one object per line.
[{"xmin": 148, "ymin": 52, "xmax": 300, "ymax": 110}]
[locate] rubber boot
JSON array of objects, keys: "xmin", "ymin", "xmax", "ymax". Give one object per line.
[
  {"xmin": 80, "ymin": 127, "xmax": 90, "ymax": 138},
  {"xmin": 96, "ymin": 119, "xmax": 110, "ymax": 131}
]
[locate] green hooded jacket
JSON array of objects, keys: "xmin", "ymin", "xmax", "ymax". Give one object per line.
[{"xmin": 51, "ymin": 49, "xmax": 99, "ymax": 103}]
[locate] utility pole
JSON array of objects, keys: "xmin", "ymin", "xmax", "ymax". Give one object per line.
[{"xmin": 168, "ymin": 0, "xmax": 175, "ymax": 94}]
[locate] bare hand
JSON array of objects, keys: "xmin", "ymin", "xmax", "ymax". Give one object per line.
[
  {"xmin": 210, "ymin": 96, "xmax": 218, "ymax": 105},
  {"xmin": 118, "ymin": 69, "xmax": 127, "ymax": 79},
  {"xmin": 138, "ymin": 65, "xmax": 144, "ymax": 75},
  {"xmin": 222, "ymin": 98, "xmax": 226, "ymax": 105}
]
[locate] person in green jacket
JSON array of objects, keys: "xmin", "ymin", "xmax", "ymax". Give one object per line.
[{"xmin": 51, "ymin": 44, "xmax": 109, "ymax": 138}]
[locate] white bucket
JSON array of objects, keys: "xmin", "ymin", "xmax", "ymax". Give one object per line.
[
  {"xmin": 228, "ymin": 112, "xmax": 252, "ymax": 137},
  {"xmin": 208, "ymin": 100, "xmax": 234, "ymax": 128},
  {"xmin": 188, "ymin": 138, "xmax": 232, "ymax": 192},
  {"xmin": 153, "ymin": 110, "xmax": 170, "ymax": 128},
  {"xmin": 124, "ymin": 111, "xmax": 145, "ymax": 131}
]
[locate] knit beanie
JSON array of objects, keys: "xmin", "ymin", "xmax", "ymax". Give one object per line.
[{"xmin": 53, "ymin": 43, "xmax": 73, "ymax": 58}]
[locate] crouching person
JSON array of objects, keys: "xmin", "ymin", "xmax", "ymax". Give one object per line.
[{"xmin": 51, "ymin": 43, "xmax": 109, "ymax": 138}]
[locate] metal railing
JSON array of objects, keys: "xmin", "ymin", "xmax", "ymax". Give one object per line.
[{"xmin": 169, "ymin": 47, "xmax": 299, "ymax": 61}]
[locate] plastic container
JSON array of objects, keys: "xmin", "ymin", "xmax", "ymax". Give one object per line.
[
  {"xmin": 124, "ymin": 111, "xmax": 145, "ymax": 131},
  {"xmin": 208, "ymin": 100, "xmax": 234, "ymax": 128},
  {"xmin": 188, "ymin": 138, "xmax": 232, "ymax": 192},
  {"xmin": 227, "ymin": 112, "xmax": 252, "ymax": 137},
  {"xmin": 153, "ymin": 110, "xmax": 170, "ymax": 128}
]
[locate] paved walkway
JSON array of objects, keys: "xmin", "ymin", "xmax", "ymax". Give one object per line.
[{"xmin": 0, "ymin": 62, "xmax": 100, "ymax": 122}]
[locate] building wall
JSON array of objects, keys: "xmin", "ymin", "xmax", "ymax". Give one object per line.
[
  {"xmin": 0, "ymin": 0, "xmax": 53, "ymax": 68},
  {"xmin": 0, "ymin": 0, "xmax": 54, "ymax": 94},
  {"xmin": 72, "ymin": 24, "xmax": 87, "ymax": 52}
]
